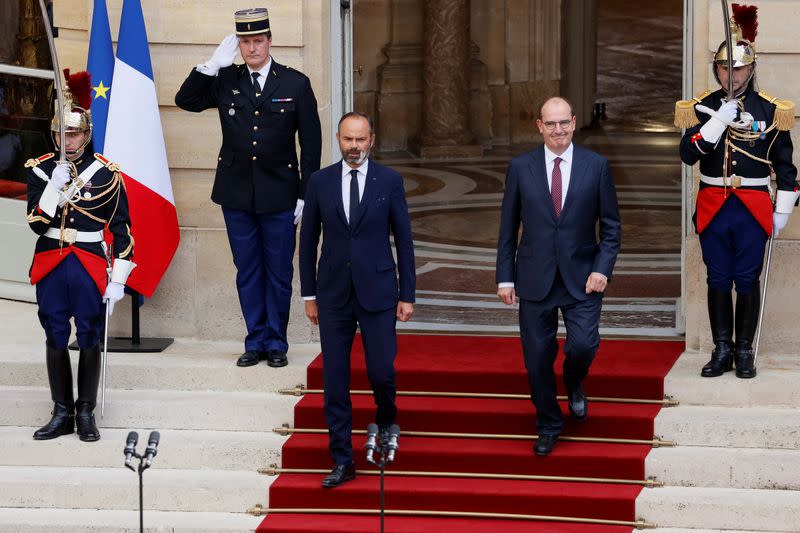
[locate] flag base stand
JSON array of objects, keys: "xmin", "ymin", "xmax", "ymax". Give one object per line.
[{"xmin": 69, "ymin": 290, "xmax": 173, "ymax": 353}]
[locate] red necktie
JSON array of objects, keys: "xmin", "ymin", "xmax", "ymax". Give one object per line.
[{"xmin": 551, "ymin": 157, "xmax": 562, "ymax": 218}]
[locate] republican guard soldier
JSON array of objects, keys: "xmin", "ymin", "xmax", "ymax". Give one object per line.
[
  {"xmin": 676, "ymin": 4, "xmax": 798, "ymax": 379},
  {"xmin": 175, "ymin": 7, "xmax": 322, "ymax": 369},
  {"xmin": 27, "ymin": 70, "xmax": 134, "ymax": 441}
]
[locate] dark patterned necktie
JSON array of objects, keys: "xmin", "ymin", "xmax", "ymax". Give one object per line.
[
  {"xmin": 349, "ymin": 169, "xmax": 360, "ymax": 226},
  {"xmin": 551, "ymin": 157, "xmax": 562, "ymax": 218}
]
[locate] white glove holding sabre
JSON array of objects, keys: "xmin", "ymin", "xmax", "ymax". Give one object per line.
[{"xmin": 698, "ymin": 100, "xmax": 739, "ymax": 144}]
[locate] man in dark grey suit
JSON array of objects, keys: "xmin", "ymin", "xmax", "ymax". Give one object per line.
[{"xmin": 496, "ymin": 97, "xmax": 621, "ymax": 456}]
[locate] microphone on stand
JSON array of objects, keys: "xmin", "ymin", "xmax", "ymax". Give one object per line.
[
  {"xmin": 385, "ymin": 424, "xmax": 400, "ymax": 463},
  {"xmin": 365, "ymin": 423, "xmax": 379, "ymax": 464},
  {"xmin": 124, "ymin": 431, "xmax": 139, "ymax": 470},
  {"xmin": 143, "ymin": 431, "xmax": 160, "ymax": 467}
]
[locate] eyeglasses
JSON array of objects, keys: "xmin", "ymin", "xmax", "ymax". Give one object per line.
[{"xmin": 542, "ymin": 120, "xmax": 573, "ymax": 130}]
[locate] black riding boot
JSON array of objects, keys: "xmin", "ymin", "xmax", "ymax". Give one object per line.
[
  {"xmin": 701, "ymin": 288, "xmax": 735, "ymax": 377},
  {"xmin": 76, "ymin": 344, "xmax": 102, "ymax": 441},
  {"xmin": 734, "ymin": 289, "xmax": 759, "ymax": 379},
  {"xmin": 33, "ymin": 345, "xmax": 75, "ymax": 440}
]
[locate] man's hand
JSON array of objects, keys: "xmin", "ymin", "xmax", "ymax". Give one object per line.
[
  {"xmin": 293, "ymin": 199, "xmax": 304, "ymax": 225},
  {"xmin": 396, "ymin": 301, "xmax": 413, "ymax": 322},
  {"xmin": 206, "ymin": 34, "xmax": 239, "ymax": 71},
  {"xmin": 48, "ymin": 163, "xmax": 71, "ymax": 190},
  {"xmin": 585, "ymin": 272, "xmax": 608, "ymax": 294},
  {"xmin": 304, "ymin": 299, "xmax": 318, "ymax": 325},
  {"xmin": 699, "ymin": 100, "xmax": 739, "ymax": 143},
  {"xmin": 773, "ymin": 212, "xmax": 790, "ymax": 238},
  {"xmin": 103, "ymin": 281, "xmax": 125, "ymax": 316},
  {"xmin": 497, "ymin": 286, "xmax": 516, "ymax": 305}
]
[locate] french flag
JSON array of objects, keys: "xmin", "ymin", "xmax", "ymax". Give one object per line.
[{"xmin": 104, "ymin": 0, "xmax": 179, "ymax": 297}]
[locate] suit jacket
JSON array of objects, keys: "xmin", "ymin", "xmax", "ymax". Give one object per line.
[
  {"xmin": 299, "ymin": 160, "xmax": 416, "ymax": 312},
  {"xmin": 175, "ymin": 61, "xmax": 322, "ymax": 213},
  {"xmin": 495, "ymin": 144, "xmax": 621, "ymax": 302}
]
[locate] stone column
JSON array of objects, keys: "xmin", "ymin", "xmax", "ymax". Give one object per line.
[{"xmin": 418, "ymin": 0, "xmax": 482, "ymax": 158}]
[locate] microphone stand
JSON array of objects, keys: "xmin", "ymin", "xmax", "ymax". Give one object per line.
[
  {"xmin": 125, "ymin": 433, "xmax": 158, "ymax": 533},
  {"xmin": 366, "ymin": 427, "xmax": 398, "ymax": 533}
]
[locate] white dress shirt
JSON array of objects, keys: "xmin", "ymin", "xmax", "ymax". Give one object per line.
[
  {"xmin": 342, "ymin": 159, "xmax": 368, "ymax": 224},
  {"xmin": 247, "ymin": 57, "xmax": 273, "ymax": 91},
  {"xmin": 303, "ymin": 160, "xmax": 369, "ymax": 301}
]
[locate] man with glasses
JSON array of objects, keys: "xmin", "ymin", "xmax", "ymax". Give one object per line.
[{"xmin": 496, "ymin": 97, "xmax": 621, "ymax": 456}]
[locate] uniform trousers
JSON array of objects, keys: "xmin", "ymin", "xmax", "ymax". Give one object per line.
[
  {"xmin": 699, "ymin": 194, "xmax": 768, "ymax": 295},
  {"xmin": 222, "ymin": 207, "xmax": 295, "ymax": 353},
  {"xmin": 36, "ymin": 253, "xmax": 103, "ymax": 350}
]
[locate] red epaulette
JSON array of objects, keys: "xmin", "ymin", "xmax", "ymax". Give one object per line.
[
  {"xmin": 94, "ymin": 153, "xmax": 121, "ymax": 172},
  {"xmin": 24, "ymin": 153, "xmax": 55, "ymax": 168}
]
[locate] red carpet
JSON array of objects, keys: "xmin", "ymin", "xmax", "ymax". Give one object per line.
[{"xmin": 258, "ymin": 335, "xmax": 683, "ymax": 532}]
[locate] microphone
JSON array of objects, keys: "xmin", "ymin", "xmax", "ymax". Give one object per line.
[
  {"xmin": 365, "ymin": 423, "xmax": 379, "ymax": 464},
  {"xmin": 143, "ymin": 431, "xmax": 160, "ymax": 467},
  {"xmin": 123, "ymin": 431, "xmax": 139, "ymax": 469},
  {"xmin": 386, "ymin": 424, "xmax": 400, "ymax": 463}
]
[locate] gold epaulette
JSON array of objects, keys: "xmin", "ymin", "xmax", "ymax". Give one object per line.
[
  {"xmin": 759, "ymin": 91, "xmax": 795, "ymax": 131},
  {"xmin": 94, "ymin": 153, "xmax": 122, "ymax": 173},
  {"xmin": 674, "ymin": 90, "xmax": 712, "ymax": 129},
  {"xmin": 24, "ymin": 153, "xmax": 55, "ymax": 168}
]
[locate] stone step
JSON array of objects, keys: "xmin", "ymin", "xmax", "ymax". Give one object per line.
[
  {"xmin": 0, "ymin": 387, "xmax": 298, "ymax": 432},
  {"xmin": 636, "ymin": 486, "xmax": 800, "ymax": 532},
  {"xmin": 0, "ymin": 426, "xmax": 286, "ymax": 472},
  {"xmin": 0, "ymin": 508, "xmax": 262, "ymax": 532},
  {"xmin": 0, "ymin": 342, "xmax": 319, "ymax": 393},
  {"xmin": 664, "ymin": 351, "xmax": 800, "ymax": 408},
  {"xmin": 0, "ymin": 465, "xmax": 271, "ymax": 513},
  {"xmin": 654, "ymin": 405, "xmax": 800, "ymax": 449},
  {"xmin": 646, "ymin": 446, "xmax": 800, "ymax": 490}
]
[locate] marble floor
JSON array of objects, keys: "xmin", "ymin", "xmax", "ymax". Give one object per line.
[{"xmin": 374, "ymin": 0, "xmax": 684, "ymax": 337}]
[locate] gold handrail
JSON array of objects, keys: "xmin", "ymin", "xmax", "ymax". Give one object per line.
[
  {"xmin": 272, "ymin": 425, "xmax": 677, "ymax": 447},
  {"xmin": 246, "ymin": 505, "xmax": 657, "ymax": 529},
  {"xmin": 258, "ymin": 465, "xmax": 663, "ymax": 488},
  {"xmin": 279, "ymin": 385, "xmax": 679, "ymax": 407}
]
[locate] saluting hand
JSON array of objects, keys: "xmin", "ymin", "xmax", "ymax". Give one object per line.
[{"xmin": 207, "ymin": 34, "xmax": 239, "ymax": 71}]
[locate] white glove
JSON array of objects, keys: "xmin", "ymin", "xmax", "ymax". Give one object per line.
[
  {"xmin": 294, "ymin": 199, "xmax": 305, "ymax": 225},
  {"xmin": 204, "ymin": 34, "xmax": 239, "ymax": 74},
  {"xmin": 699, "ymin": 100, "xmax": 739, "ymax": 144},
  {"xmin": 773, "ymin": 212, "xmax": 790, "ymax": 238},
  {"xmin": 48, "ymin": 163, "xmax": 71, "ymax": 191},
  {"xmin": 103, "ymin": 281, "xmax": 125, "ymax": 316}
]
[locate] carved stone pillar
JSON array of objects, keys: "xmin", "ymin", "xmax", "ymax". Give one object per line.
[{"xmin": 417, "ymin": 0, "xmax": 482, "ymax": 158}]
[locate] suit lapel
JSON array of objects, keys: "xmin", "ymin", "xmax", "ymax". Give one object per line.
[
  {"xmin": 528, "ymin": 147, "xmax": 557, "ymax": 220},
  {"xmin": 561, "ymin": 146, "xmax": 586, "ymax": 217},
  {"xmin": 352, "ymin": 162, "xmax": 377, "ymax": 232},
  {"xmin": 260, "ymin": 62, "xmax": 281, "ymax": 103}
]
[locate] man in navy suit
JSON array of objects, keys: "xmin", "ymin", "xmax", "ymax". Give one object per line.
[
  {"xmin": 496, "ymin": 97, "xmax": 621, "ymax": 456},
  {"xmin": 299, "ymin": 112, "xmax": 416, "ymax": 487}
]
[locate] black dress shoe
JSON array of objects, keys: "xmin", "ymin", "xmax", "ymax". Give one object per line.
[
  {"xmin": 266, "ymin": 350, "xmax": 288, "ymax": 368},
  {"xmin": 534, "ymin": 434, "xmax": 559, "ymax": 456},
  {"xmin": 321, "ymin": 463, "xmax": 356, "ymax": 488},
  {"xmin": 33, "ymin": 402, "xmax": 74, "ymax": 440},
  {"xmin": 236, "ymin": 351, "xmax": 264, "ymax": 367},
  {"xmin": 75, "ymin": 402, "xmax": 100, "ymax": 442},
  {"xmin": 567, "ymin": 383, "xmax": 588, "ymax": 422}
]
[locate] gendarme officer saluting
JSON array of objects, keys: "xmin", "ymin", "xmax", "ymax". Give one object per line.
[{"xmin": 176, "ymin": 8, "xmax": 322, "ymax": 368}]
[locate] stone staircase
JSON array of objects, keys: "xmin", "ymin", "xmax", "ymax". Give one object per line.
[
  {"xmin": 638, "ymin": 350, "xmax": 800, "ymax": 533},
  {"xmin": 0, "ymin": 299, "xmax": 316, "ymax": 532}
]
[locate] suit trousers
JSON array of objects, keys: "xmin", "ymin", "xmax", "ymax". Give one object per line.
[
  {"xmin": 519, "ymin": 271, "xmax": 602, "ymax": 436},
  {"xmin": 319, "ymin": 291, "xmax": 398, "ymax": 465},
  {"xmin": 222, "ymin": 207, "xmax": 295, "ymax": 353}
]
